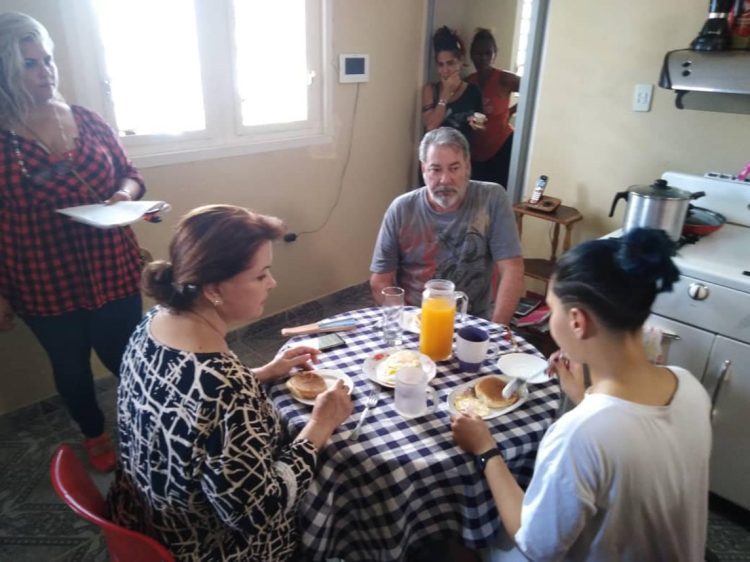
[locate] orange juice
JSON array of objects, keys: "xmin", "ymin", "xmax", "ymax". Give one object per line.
[{"xmin": 419, "ymin": 297, "xmax": 456, "ymax": 360}]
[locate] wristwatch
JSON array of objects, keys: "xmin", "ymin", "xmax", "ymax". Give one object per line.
[{"xmin": 475, "ymin": 448, "xmax": 502, "ymax": 474}]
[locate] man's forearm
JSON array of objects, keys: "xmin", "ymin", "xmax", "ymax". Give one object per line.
[
  {"xmin": 369, "ymin": 272, "xmax": 395, "ymax": 305},
  {"xmin": 491, "ymin": 266, "xmax": 524, "ymax": 325},
  {"xmin": 371, "ymin": 284, "xmax": 384, "ymax": 305}
]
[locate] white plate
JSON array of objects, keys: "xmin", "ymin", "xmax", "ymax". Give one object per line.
[
  {"xmin": 401, "ymin": 309, "xmax": 421, "ymax": 334},
  {"xmin": 446, "ymin": 375, "xmax": 529, "ymax": 420},
  {"xmin": 362, "ymin": 348, "xmax": 437, "ymax": 388},
  {"xmin": 496, "ymin": 353, "xmax": 549, "ymax": 384},
  {"xmin": 289, "ymin": 369, "xmax": 354, "ymax": 406}
]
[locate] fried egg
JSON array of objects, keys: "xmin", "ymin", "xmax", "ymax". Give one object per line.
[
  {"xmin": 453, "ymin": 390, "xmax": 490, "ymax": 417},
  {"xmin": 379, "ymin": 350, "xmax": 422, "ymax": 383}
]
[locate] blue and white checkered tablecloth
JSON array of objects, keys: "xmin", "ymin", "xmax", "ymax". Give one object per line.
[{"xmin": 266, "ymin": 307, "xmax": 560, "ymax": 562}]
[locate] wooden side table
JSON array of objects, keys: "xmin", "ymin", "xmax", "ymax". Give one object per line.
[
  {"xmin": 513, "ymin": 202, "xmax": 583, "ymax": 291},
  {"xmin": 512, "ymin": 202, "xmax": 583, "ymax": 357}
]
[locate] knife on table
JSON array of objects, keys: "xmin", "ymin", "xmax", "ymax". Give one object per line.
[{"xmin": 281, "ymin": 318, "xmax": 358, "ymax": 337}]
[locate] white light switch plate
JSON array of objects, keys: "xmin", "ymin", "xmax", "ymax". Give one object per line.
[{"xmin": 633, "ymin": 83, "xmax": 653, "ymax": 112}]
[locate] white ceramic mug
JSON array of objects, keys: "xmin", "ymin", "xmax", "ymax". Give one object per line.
[
  {"xmin": 455, "ymin": 326, "xmax": 498, "ymax": 373},
  {"xmin": 394, "ymin": 367, "xmax": 436, "ymax": 419}
]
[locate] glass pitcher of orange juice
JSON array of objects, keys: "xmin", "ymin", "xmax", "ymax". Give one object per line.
[{"xmin": 419, "ymin": 279, "xmax": 468, "ymax": 361}]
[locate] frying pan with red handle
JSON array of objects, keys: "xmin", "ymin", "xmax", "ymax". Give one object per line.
[{"xmin": 682, "ymin": 205, "xmax": 726, "ymax": 236}]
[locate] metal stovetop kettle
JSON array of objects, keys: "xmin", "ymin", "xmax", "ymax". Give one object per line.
[{"xmin": 608, "ymin": 179, "xmax": 705, "ymax": 241}]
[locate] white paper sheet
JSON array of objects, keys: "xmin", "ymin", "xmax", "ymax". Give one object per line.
[{"xmin": 56, "ymin": 201, "xmax": 168, "ymax": 228}]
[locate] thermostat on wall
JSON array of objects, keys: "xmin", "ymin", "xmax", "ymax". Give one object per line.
[{"xmin": 339, "ymin": 54, "xmax": 369, "ymax": 83}]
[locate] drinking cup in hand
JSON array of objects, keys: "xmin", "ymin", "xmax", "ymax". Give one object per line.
[
  {"xmin": 381, "ymin": 287, "xmax": 405, "ymax": 346},
  {"xmin": 455, "ymin": 326, "xmax": 498, "ymax": 373},
  {"xmin": 394, "ymin": 367, "xmax": 436, "ymax": 419}
]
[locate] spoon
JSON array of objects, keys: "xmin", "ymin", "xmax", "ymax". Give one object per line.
[
  {"xmin": 501, "ymin": 329, "xmax": 522, "ymax": 398},
  {"xmin": 502, "ymin": 376, "xmax": 523, "ymax": 399},
  {"xmin": 498, "ymin": 347, "xmax": 549, "ymax": 399}
]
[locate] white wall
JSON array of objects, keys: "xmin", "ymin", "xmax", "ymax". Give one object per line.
[{"xmin": 521, "ymin": 0, "xmax": 750, "ymax": 264}]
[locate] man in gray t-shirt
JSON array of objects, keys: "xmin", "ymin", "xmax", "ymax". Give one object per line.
[{"xmin": 370, "ymin": 127, "xmax": 524, "ymax": 325}]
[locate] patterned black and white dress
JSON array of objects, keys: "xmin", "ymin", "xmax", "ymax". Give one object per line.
[{"xmin": 107, "ymin": 308, "xmax": 317, "ymax": 561}]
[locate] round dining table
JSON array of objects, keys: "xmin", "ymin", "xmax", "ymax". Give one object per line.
[{"xmin": 266, "ymin": 306, "xmax": 561, "ymax": 562}]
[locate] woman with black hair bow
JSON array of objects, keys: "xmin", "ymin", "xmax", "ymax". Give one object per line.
[{"xmin": 453, "ymin": 228, "xmax": 712, "ymax": 561}]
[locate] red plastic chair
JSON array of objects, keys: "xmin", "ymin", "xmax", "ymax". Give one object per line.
[{"xmin": 50, "ymin": 444, "xmax": 174, "ymax": 562}]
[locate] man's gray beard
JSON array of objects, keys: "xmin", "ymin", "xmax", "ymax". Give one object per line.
[{"xmin": 431, "ymin": 191, "xmax": 459, "ymax": 209}]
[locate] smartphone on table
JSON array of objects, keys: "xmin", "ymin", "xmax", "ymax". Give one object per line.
[{"xmin": 316, "ymin": 333, "xmax": 347, "ymax": 352}]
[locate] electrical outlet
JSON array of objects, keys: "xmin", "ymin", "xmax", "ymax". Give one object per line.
[{"xmin": 633, "ymin": 84, "xmax": 653, "ymax": 112}]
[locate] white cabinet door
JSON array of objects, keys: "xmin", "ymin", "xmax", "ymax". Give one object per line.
[
  {"xmin": 705, "ymin": 336, "xmax": 750, "ymax": 511},
  {"xmin": 646, "ymin": 314, "xmax": 715, "ymax": 382}
]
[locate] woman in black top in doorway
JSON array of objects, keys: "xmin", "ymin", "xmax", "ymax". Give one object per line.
[{"xmin": 421, "ymin": 26, "xmax": 483, "ymax": 144}]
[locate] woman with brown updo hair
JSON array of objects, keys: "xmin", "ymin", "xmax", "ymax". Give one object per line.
[
  {"xmin": 421, "ymin": 26, "xmax": 484, "ymax": 144},
  {"xmin": 107, "ymin": 204, "xmax": 352, "ymax": 561}
]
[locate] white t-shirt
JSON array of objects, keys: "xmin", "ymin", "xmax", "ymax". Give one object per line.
[{"xmin": 514, "ymin": 367, "xmax": 711, "ymax": 562}]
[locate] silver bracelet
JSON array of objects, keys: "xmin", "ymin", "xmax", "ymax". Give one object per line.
[{"xmin": 115, "ymin": 189, "xmax": 133, "ymax": 200}]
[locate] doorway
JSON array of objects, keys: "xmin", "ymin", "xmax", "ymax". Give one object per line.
[{"xmin": 422, "ymin": 0, "xmax": 549, "ymax": 204}]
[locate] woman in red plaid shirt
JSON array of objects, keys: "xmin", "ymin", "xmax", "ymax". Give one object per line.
[{"xmin": 0, "ymin": 13, "xmax": 144, "ymax": 472}]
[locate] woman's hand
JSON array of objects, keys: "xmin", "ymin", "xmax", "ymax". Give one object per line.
[
  {"xmin": 104, "ymin": 178, "xmax": 141, "ymax": 205},
  {"xmin": 547, "ymin": 351, "xmax": 586, "ymax": 405},
  {"xmin": 298, "ymin": 380, "xmax": 353, "ymax": 449},
  {"xmin": 311, "ymin": 379, "xmax": 353, "ymax": 429},
  {"xmin": 439, "ymin": 72, "xmax": 463, "ymax": 101},
  {"xmin": 0, "ymin": 295, "xmax": 15, "ymax": 332},
  {"xmin": 103, "ymin": 190, "xmax": 132, "ymax": 205},
  {"xmin": 467, "ymin": 115, "xmax": 486, "ymax": 131},
  {"xmin": 451, "ymin": 413, "xmax": 496, "ymax": 455},
  {"xmin": 253, "ymin": 346, "xmax": 321, "ymax": 383}
]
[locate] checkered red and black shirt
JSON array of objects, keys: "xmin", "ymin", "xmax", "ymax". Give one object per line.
[{"xmin": 0, "ymin": 105, "xmax": 145, "ymax": 316}]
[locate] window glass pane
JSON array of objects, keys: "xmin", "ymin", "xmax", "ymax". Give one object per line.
[
  {"xmin": 91, "ymin": 0, "xmax": 205, "ymax": 135},
  {"xmin": 515, "ymin": 0, "xmax": 533, "ymax": 76},
  {"xmin": 521, "ymin": 0, "xmax": 533, "ymax": 20},
  {"xmin": 233, "ymin": 1, "xmax": 308, "ymax": 126}
]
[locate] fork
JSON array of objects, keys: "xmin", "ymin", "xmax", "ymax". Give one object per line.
[
  {"xmin": 501, "ymin": 328, "xmax": 522, "ymax": 399},
  {"xmin": 349, "ymin": 386, "xmax": 379, "ymax": 440},
  {"xmin": 503, "ymin": 328, "xmax": 520, "ymax": 353},
  {"xmin": 496, "ymin": 327, "xmax": 520, "ymax": 356}
]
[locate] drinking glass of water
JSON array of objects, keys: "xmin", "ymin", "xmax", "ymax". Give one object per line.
[
  {"xmin": 381, "ymin": 286, "xmax": 405, "ymax": 346},
  {"xmin": 394, "ymin": 367, "xmax": 436, "ymax": 419}
]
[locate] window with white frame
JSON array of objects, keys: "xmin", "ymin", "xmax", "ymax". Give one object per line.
[{"xmin": 63, "ymin": 0, "xmax": 329, "ymax": 167}]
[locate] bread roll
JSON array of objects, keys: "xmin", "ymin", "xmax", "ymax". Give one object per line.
[
  {"xmin": 474, "ymin": 376, "xmax": 519, "ymax": 409},
  {"xmin": 287, "ymin": 371, "xmax": 327, "ymax": 400}
]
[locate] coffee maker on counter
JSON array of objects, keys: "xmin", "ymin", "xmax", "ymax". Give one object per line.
[
  {"xmin": 691, "ymin": 0, "xmax": 734, "ymax": 50},
  {"xmin": 691, "ymin": 0, "xmax": 749, "ymax": 50}
]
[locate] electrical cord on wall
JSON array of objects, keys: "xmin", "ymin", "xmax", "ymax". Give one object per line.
[{"xmin": 285, "ymin": 82, "xmax": 361, "ymax": 242}]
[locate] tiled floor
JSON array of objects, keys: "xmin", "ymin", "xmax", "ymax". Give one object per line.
[{"xmin": 0, "ymin": 283, "xmax": 748, "ymax": 561}]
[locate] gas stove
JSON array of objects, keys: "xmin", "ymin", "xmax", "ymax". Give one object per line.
[
  {"xmin": 647, "ymin": 171, "xmax": 750, "ymax": 511},
  {"xmin": 660, "ymin": 171, "xmax": 750, "ymax": 295}
]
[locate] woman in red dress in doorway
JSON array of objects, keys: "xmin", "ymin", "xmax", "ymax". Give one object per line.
[{"xmin": 467, "ymin": 28, "xmax": 520, "ymax": 190}]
